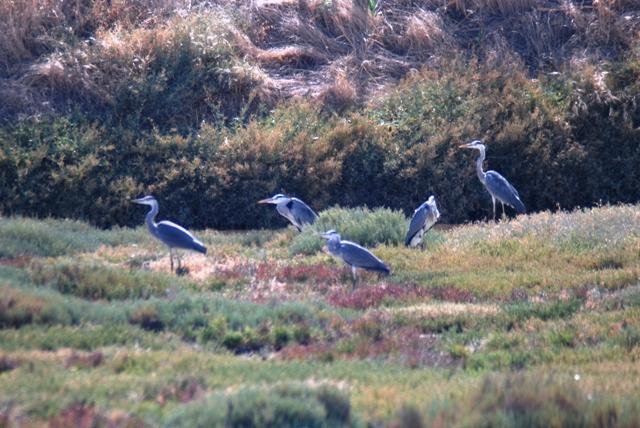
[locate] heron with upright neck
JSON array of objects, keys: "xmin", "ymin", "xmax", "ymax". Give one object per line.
[
  {"xmin": 461, "ymin": 140, "xmax": 525, "ymax": 221},
  {"xmin": 132, "ymin": 196, "xmax": 206, "ymax": 273}
]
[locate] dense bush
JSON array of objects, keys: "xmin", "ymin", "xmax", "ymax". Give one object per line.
[
  {"xmin": 290, "ymin": 207, "xmax": 406, "ymax": 255},
  {"xmin": 1, "ymin": 57, "xmax": 639, "ymax": 229},
  {"xmin": 423, "ymin": 372, "xmax": 640, "ymax": 427},
  {"xmin": 165, "ymin": 383, "xmax": 358, "ymax": 428},
  {"xmin": 28, "ymin": 259, "xmax": 183, "ymax": 300}
]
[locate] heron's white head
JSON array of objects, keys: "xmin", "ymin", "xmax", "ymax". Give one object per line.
[
  {"xmin": 257, "ymin": 193, "xmax": 290, "ymax": 205},
  {"xmin": 320, "ymin": 230, "xmax": 341, "ymax": 241},
  {"xmin": 132, "ymin": 195, "xmax": 157, "ymax": 206},
  {"xmin": 460, "ymin": 140, "xmax": 485, "ymax": 151}
]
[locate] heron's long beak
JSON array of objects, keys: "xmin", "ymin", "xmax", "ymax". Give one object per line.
[
  {"xmin": 132, "ymin": 198, "xmax": 146, "ymax": 204},
  {"xmin": 257, "ymin": 198, "xmax": 275, "ymax": 204},
  {"xmin": 460, "ymin": 142, "xmax": 474, "ymax": 149}
]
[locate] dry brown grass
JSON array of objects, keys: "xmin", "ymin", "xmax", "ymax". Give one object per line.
[
  {"xmin": 401, "ymin": 10, "xmax": 451, "ymax": 59},
  {"xmin": 1, "ymin": 0, "xmax": 639, "ymax": 120},
  {"xmin": 448, "ymin": 0, "xmax": 537, "ymax": 16},
  {"xmin": 318, "ymin": 68, "xmax": 358, "ymax": 113}
]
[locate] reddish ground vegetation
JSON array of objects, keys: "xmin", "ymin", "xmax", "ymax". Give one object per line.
[
  {"xmin": 425, "ymin": 286, "xmax": 476, "ymax": 303},
  {"xmin": 0, "ymin": 256, "xmax": 32, "ymax": 268},
  {"xmin": 49, "ymin": 402, "xmax": 146, "ymax": 428},
  {"xmin": 64, "ymin": 351, "xmax": 104, "ymax": 369},
  {"xmin": 276, "ymin": 264, "xmax": 342, "ymax": 285},
  {"xmin": 327, "ymin": 283, "xmax": 430, "ymax": 309},
  {"xmin": 0, "ymin": 354, "xmax": 20, "ymax": 373},
  {"xmin": 156, "ymin": 377, "xmax": 205, "ymax": 406}
]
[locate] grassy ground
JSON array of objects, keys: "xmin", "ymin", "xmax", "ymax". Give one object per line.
[{"xmin": 1, "ymin": 205, "xmax": 640, "ymax": 426}]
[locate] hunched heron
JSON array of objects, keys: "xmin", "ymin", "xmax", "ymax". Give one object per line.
[
  {"xmin": 406, "ymin": 195, "xmax": 440, "ymax": 248},
  {"xmin": 132, "ymin": 196, "xmax": 206, "ymax": 272},
  {"xmin": 258, "ymin": 194, "xmax": 319, "ymax": 231},
  {"xmin": 321, "ymin": 230, "xmax": 390, "ymax": 287},
  {"xmin": 461, "ymin": 140, "xmax": 525, "ymax": 221}
]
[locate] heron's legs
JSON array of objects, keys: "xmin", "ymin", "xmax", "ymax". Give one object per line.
[
  {"xmin": 491, "ymin": 196, "xmax": 497, "ymax": 222},
  {"xmin": 351, "ymin": 266, "xmax": 358, "ymax": 290},
  {"xmin": 176, "ymin": 250, "xmax": 182, "ymax": 270},
  {"xmin": 169, "ymin": 248, "xmax": 174, "ymax": 272},
  {"xmin": 501, "ymin": 202, "xmax": 506, "ymax": 219}
]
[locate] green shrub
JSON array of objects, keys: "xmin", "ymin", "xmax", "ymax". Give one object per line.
[
  {"xmin": 165, "ymin": 383, "xmax": 358, "ymax": 428},
  {"xmin": 615, "ymin": 324, "xmax": 640, "ymax": 351},
  {"xmin": 199, "ymin": 316, "xmax": 228, "ymax": 344},
  {"xmin": 129, "ymin": 305, "xmax": 164, "ymax": 332},
  {"xmin": 0, "ymin": 324, "xmax": 163, "ymax": 352},
  {"xmin": 424, "ymin": 372, "xmax": 640, "ymax": 427},
  {"xmin": 2, "ymin": 56, "xmax": 640, "ymax": 229},
  {"xmin": 222, "ymin": 331, "xmax": 244, "ymax": 352},
  {"xmin": 28, "ymin": 259, "xmax": 182, "ymax": 300},
  {"xmin": 502, "ymin": 299, "xmax": 581, "ymax": 327},
  {"xmin": 290, "ymin": 207, "xmax": 406, "ymax": 255},
  {"xmin": 273, "ymin": 326, "xmax": 292, "ymax": 350},
  {"xmin": 0, "ymin": 216, "xmax": 141, "ymax": 258}
]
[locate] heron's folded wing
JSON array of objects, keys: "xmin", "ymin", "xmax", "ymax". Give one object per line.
[
  {"xmin": 405, "ymin": 204, "xmax": 428, "ymax": 245},
  {"xmin": 289, "ymin": 199, "xmax": 319, "ymax": 227},
  {"xmin": 339, "ymin": 241, "xmax": 390, "ymax": 274},
  {"xmin": 157, "ymin": 221, "xmax": 205, "ymax": 252},
  {"xmin": 485, "ymin": 171, "xmax": 525, "ymax": 213}
]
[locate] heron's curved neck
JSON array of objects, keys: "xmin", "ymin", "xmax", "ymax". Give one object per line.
[
  {"xmin": 145, "ymin": 201, "xmax": 159, "ymax": 236},
  {"xmin": 475, "ymin": 148, "xmax": 486, "ymax": 184}
]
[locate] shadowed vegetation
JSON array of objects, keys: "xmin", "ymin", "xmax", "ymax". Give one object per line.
[{"xmin": 0, "ymin": 2, "xmax": 639, "ymax": 228}]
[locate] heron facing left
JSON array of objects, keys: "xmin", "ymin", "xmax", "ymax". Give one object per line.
[
  {"xmin": 461, "ymin": 140, "xmax": 525, "ymax": 221},
  {"xmin": 132, "ymin": 196, "xmax": 206, "ymax": 273},
  {"xmin": 321, "ymin": 230, "xmax": 390, "ymax": 288},
  {"xmin": 258, "ymin": 194, "xmax": 318, "ymax": 231}
]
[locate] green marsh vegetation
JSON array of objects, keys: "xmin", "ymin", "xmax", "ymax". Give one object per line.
[
  {"xmin": 2, "ymin": 0, "xmax": 640, "ymax": 426},
  {"xmin": 1, "ymin": 205, "xmax": 639, "ymax": 426}
]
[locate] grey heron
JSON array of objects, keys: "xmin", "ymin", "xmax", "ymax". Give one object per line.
[
  {"xmin": 321, "ymin": 230, "xmax": 390, "ymax": 287},
  {"xmin": 132, "ymin": 196, "xmax": 206, "ymax": 273},
  {"xmin": 461, "ymin": 140, "xmax": 525, "ymax": 221},
  {"xmin": 406, "ymin": 195, "xmax": 440, "ymax": 248},
  {"xmin": 258, "ymin": 194, "xmax": 318, "ymax": 231}
]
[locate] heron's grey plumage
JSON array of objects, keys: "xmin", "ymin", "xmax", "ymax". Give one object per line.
[
  {"xmin": 406, "ymin": 195, "xmax": 440, "ymax": 248},
  {"xmin": 461, "ymin": 140, "xmax": 525, "ymax": 220},
  {"xmin": 321, "ymin": 230, "xmax": 390, "ymax": 287},
  {"xmin": 258, "ymin": 194, "xmax": 318, "ymax": 231},
  {"xmin": 484, "ymin": 172, "xmax": 525, "ymax": 214},
  {"xmin": 133, "ymin": 195, "xmax": 206, "ymax": 272}
]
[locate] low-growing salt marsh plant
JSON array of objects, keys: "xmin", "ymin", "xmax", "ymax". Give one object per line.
[
  {"xmin": 0, "ymin": 217, "xmax": 143, "ymax": 258},
  {"xmin": 28, "ymin": 258, "xmax": 189, "ymax": 300}
]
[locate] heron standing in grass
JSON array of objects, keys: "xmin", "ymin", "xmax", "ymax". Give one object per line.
[
  {"xmin": 321, "ymin": 230, "xmax": 390, "ymax": 288},
  {"xmin": 461, "ymin": 140, "xmax": 525, "ymax": 221},
  {"xmin": 406, "ymin": 195, "xmax": 440, "ymax": 248},
  {"xmin": 258, "ymin": 193, "xmax": 318, "ymax": 231},
  {"xmin": 132, "ymin": 196, "xmax": 206, "ymax": 273}
]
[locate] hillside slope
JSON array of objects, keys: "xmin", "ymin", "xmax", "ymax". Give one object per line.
[{"xmin": 1, "ymin": 0, "xmax": 639, "ymax": 120}]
